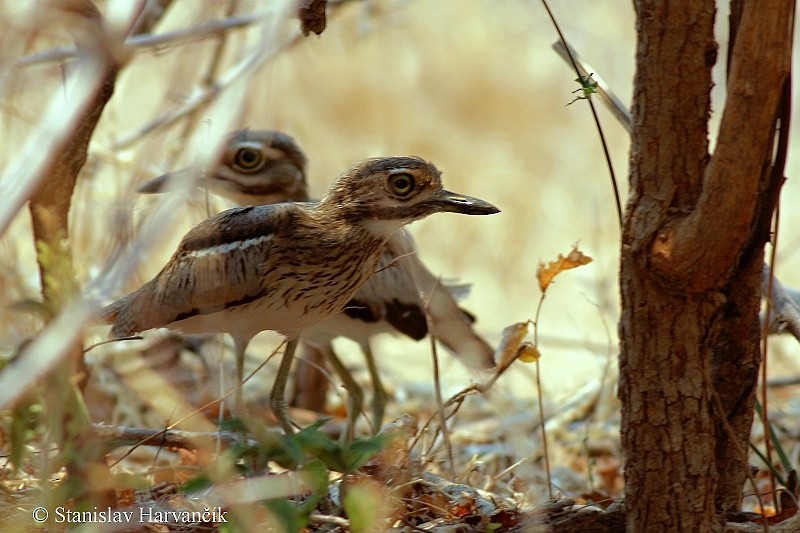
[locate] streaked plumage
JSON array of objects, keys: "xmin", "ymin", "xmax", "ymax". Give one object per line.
[
  {"xmin": 104, "ymin": 152, "xmax": 499, "ymax": 434},
  {"xmin": 138, "ymin": 130, "xmax": 497, "ymax": 431}
]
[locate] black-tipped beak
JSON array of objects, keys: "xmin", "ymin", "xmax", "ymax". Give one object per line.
[
  {"xmin": 137, "ymin": 166, "xmax": 207, "ymax": 194},
  {"xmin": 432, "ymin": 189, "xmax": 500, "ymax": 215}
]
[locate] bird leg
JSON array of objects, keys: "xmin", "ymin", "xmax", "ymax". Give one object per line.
[
  {"xmin": 362, "ymin": 340, "xmax": 387, "ymax": 433},
  {"xmin": 232, "ymin": 336, "xmax": 249, "ymax": 415},
  {"xmin": 290, "ymin": 342, "xmax": 330, "ymax": 412},
  {"xmin": 270, "ymin": 338, "xmax": 298, "ymax": 435},
  {"xmin": 320, "ymin": 343, "xmax": 364, "ymax": 444}
]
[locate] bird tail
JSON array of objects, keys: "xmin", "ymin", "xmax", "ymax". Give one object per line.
[
  {"xmin": 426, "ymin": 287, "xmax": 496, "ymax": 370},
  {"xmin": 92, "ymin": 294, "xmax": 135, "ymax": 335},
  {"xmin": 386, "ymin": 233, "xmax": 495, "ymax": 370}
]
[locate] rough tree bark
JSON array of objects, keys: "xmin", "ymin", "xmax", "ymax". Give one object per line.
[{"xmin": 619, "ymin": 0, "xmax": 793, "ymax": 531}]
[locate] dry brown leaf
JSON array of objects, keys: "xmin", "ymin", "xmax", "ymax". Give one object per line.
[
  {"xmin": 594, "ymin": 456, "xmax": 624, "ymax": 497},
  {"xmin": 491, "ymin": 509, "xmax": 522, "ymax": 529},
  {"xmin": 415, "ymin": 492, "xmax": 451, "ymax": 518},
  {"xmin": 298, "ymin": 0, "xmax": 327, "ymax": 36},
  {"xmin": 516, "ymin": 342, "xmax": 541, "ymax": 363},
  {"xmin": 363, "ymin": 415, "xmax": 417, "ymax": 506},
  {"xmin": 536, "ymin": 245, "xmax": 593, "ymax": 292},
  {"xmin": 494, "ymin": 322, "xmax": 530, "ymax": 368},
  {"xmin": 576, "ymin": 490, "xmax": 614, "ymax": 508},
  {"xmin": 116, "ymin": 488, "xmax": 136, "ymax": 507},
  {"xmin": 449, "ymin": 498, "xmax": 479, "ymax": 518}
]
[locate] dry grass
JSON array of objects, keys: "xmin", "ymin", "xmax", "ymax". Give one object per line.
[{"xmin": 1, "ymin": 0, "xmax": 800, "ymax": 531}]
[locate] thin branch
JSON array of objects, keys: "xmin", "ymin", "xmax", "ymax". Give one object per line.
[
  {"xmin": 539, "ymin": 1, "xmax": 622, "ymax": 228},
  {"xmin": 107, "ymin": 341, "xmax": 284, "ymax": 467},
  {"xmin": 530, "ymin": 297, "xmax": 552, "ymax": 499},
  {"xmin": 551, "ymin": 41, "xmax": 631, "ymax": 133},
  {"xmin": 761, "ymin": 194, "xmax": 785, "ymax": 512},
  {"xmin": 308, "ymin": 514, "xmax": 350, "ymax": 528},
  {"xmin": 16, "ymin": 0, "xmax": 355, "ymax": 69},
  {"xmin": 167, "ymin": 0, "xmax": 243, "ymax": 217},
  {"xmin": 129, "ymin": 0, "xmax": 176, "ymax": 36},
  {"xmin": 110, "ymin": 29, "xmax": 306, "ymax": 150},
  {"xmin": 14, "ymin": 13, "xmax": 265, "ymax": 68},
  {"xmin": 0, "ymin": 44, "xmax": 111, "ymax": 237},
  {"xmin": 396, "ymin": 233, "xmax": 455, "ymax": 476},
  {"xmin": 766, "ymin": 375, "xmax": 800, "ymax": 388},
  {"xmin": 91, "ymin": 423, "xmax": 260, "ymax": 450}
]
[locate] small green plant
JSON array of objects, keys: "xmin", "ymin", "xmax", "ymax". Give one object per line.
[
  {"xmin": 180, "ymin": 420, "xmax": 389, "ymax": 532},
  {"xmin": 567, "ymin": 73, "xmax": 599, "ymax": 106}
]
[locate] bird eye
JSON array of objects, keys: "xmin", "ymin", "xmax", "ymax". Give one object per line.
[
  {"xmin": 233, "ymin": 148, "xmax": 264, "ymax": 171},
  {"xmin": 389, "ymin": 173, "xmax": 415, "ymax": 197}
]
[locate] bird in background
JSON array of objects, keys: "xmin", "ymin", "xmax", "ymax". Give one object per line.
[
  {"xmin": 140, "ymin": 130, "xmax": 498, "ymax": 424},
  {"xmin": 121, "ymin": 130, "xmax": 498, "ymax": 435}
]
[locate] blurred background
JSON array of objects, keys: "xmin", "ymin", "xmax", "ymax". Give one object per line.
[
  {"xmin": 2, "ymin": 0, "xmax": 800, "ymax": 489},
  {"xmin": 1, "ymin": 0, "xmax": 637, "ymax": 401}
]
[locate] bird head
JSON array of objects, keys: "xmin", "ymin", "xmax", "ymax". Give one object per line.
[
  {"xmin": 320, "ymin": 156, "xmax": 499, "ymax": 235},
  {"xmin": 137, "ymin": 129, "xmax": 309, "ymax": 205}
]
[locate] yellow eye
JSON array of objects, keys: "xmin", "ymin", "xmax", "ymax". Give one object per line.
[
  {"xmin": 389, "ymin": 172, "xmax": 415, "ymax": 197},
  {"xmin": 233, "ymin": 148, "xmax": 264, "ymax": 171}
]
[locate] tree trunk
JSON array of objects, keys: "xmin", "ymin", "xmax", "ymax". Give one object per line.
[{"xmin": 620, "ymin": 0, "xmax": 793, "ymax": 531}]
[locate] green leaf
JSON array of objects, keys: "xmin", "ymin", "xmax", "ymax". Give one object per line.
[
  {"xmin": 218, "ymin": 417, "xmax": 247, "ymax": 433},
  {"xmin": 111, "ymin": 473, "xmax": 151, "ymax": 490},
  {"xmin": 301, "ymin": 459, "xmax": 330, "ymax": 494},
  {"xmin": 341, "ymin": 436, "xmax": 386, "ymax": 472},
  {"xmin": 264, "ymin": 498, "xmax": 307, "ymax": 533},
  {"xmin": 10, "ymin": 399, "xmax": 40, "ymax": 473},
  {"xmin": 296, "ymin": 460, "xmax": 329, "ymax": 515},
  {"xmin": 293, "ymin": 424, "xmax": 347, "ymax": 471},
  {"xmin": 180, "ymin": 473, "xmax": 213, "ymax": 493},
  {"xmin": 343, "ymin": 482, "xmax": 381, "ymax": 533}
]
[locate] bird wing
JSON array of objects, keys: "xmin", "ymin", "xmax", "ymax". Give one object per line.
[
  {"xmin": 341, "ymin": 242, "xmax": 429, "ymax": 341},
  {"xmin": 177, "ymin": 203, "xmax": 311, "ymax": 252},
  {"xmin": 109, "ymin": 203, "xmax": 303, "ymax": 337},
  {"xmin": 382, "ymin": 231, "xmax": 496, "ymax": 370}
]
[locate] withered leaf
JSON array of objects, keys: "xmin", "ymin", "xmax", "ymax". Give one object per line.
[
  {"xmin": 536, "ymin": 245, "xmax": 593, "ymax": 292},
  {"xmin": 516, "ymin": 342, "xmax": 541, "ymax": 363},
  {"xmin": 298, "ymin": 0, "xmax": 327, "ymax": 36},
  {"xmin": 494, "ymin": 322, "xmax": 530, "ymax": 368}
]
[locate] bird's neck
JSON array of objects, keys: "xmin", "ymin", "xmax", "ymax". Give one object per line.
[
  {"xmin": 312, "ymin": 200, "xmax": 405, "ymax": 242},
  {"xmin": 359, "ymin": 218, "xmax": 407, "ymax": 240}
]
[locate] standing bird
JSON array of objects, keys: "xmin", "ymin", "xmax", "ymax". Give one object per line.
[
  {"xmin": 139, "ymin": 130, "xmax": 497, "ymax": 432},
  {"xmin": 103, "ymin": 155, "xmax": 499, "ymax": 434}
]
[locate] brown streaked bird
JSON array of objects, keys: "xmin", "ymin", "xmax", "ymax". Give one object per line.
[
  {"xmin": 138, "ymin": 130, "xmax": 497, "ymax": 432},
  {"xmin": 139, "ymin": 130, "xmax": 310, "ymax": 206},
  {"xmin": 103, "ymin": 153, "xmax": 499, "ymax": 434}
]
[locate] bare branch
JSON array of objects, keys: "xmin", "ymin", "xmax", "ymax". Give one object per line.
[
  {"xmin": 0, "ymin": 43, "xmax": 113, "ymax": 237},
  {"xmin": 551, "ymin": 40, "xmax": 631, "ymax": 133},
  {"xmin": 129, "ymin": 0, "xmax": 176, "ymax": 35},
  {"xmin": 90, "ymin": 423, "xmax": 263, "ymax": 450},
  {"xmin": 14, "ymin": 12, "xmax": 264, "ymax": 68}
]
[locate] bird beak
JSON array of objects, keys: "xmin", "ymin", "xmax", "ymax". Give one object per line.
[
  {"xmin": 431, "ymin": 190, "xmax": 500, "ymax": 215},
  {"xmin": 137, "ymin": 166, "xmax": 208, "ymax": 194}
]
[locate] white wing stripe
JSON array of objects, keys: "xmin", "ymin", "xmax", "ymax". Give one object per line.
[{"xmin": 186, "ymin": 235, "xmax": 272, "ymax": 258}]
